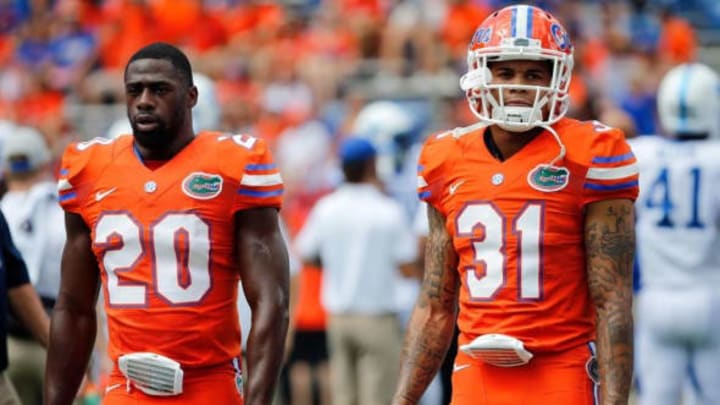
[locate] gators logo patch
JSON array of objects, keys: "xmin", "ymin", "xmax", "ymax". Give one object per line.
[
  {"xmin": 527, "ymin": 164, "xmax": 570, "ymax": 192},
  {"xmin": 182, "ymin": 172, "xmax": 223, "ymax": 200}
]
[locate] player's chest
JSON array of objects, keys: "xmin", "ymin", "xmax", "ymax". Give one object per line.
[
  {"xmin": 83, "ymin": 164, "xmax": 237, "ymax": 226},
  {"xmin": 439, "ymin": 157, "xmax": 587, "ymax": 224}
]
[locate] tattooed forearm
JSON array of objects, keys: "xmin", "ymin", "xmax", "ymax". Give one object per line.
[
  {"xmin": 417, "ymin": 206, "xmax": 460, "ymax": 310},
  {"xmin": 393, "ymin": 206, "xmax": 459, "ymax": 405},
  {"xmin": 585, "ymin": 199, "xmax": 635, "ymax": 405}
]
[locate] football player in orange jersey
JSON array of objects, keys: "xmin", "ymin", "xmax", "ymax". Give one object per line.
[
  {"xmin": 44, "ymin": 43, "xmax": 290, "ymax": 405},
  {"xmin": 393, "ymin": 5, "xmax": 637, "ymax": 405}
]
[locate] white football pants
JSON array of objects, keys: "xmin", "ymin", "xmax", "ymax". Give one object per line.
[{"xmin": 636, "ymin": 287, "xmax": 720, "ymax": 405}]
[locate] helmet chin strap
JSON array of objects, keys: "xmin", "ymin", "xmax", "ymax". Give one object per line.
[
  {"xmin": 488, "ymin": 107, "xmax": 567, "ymax": 166},
  {"xmin": 492, "ymin": 106, "xmax": 542, "ymax": 132},
  {"xmin": 540, "ymin": 124, "xmax": 566, "ymax": 166}
]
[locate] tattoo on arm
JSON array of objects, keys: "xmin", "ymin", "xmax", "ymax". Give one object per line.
[
  {"xmin": 416, "ymin": 207, "xmax": 459, "ymax": 310},
  {"xmin": 585, "ymin": 200, "xmax": 635, "ymax": 405},
  {"xmin": 394, "ymin": 206, "xmax": 459, "ymax": 404}
]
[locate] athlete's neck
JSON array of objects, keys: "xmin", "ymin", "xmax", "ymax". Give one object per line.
[
  {"xmin": 135, "ymin": 131, "xmax": 195, "ymax": 161},
  {"xmin": 487, "ymin": 125, "xmax": 543, "ymax": 161}
]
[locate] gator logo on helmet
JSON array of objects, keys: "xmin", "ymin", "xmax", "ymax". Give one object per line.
[
  {"xmin": 182, "ymin": 172, "xmax": 223, "ymax": 200},
  {"xmin": 527, "ymin": 164, "xmax": 570, "ymax": 192}
]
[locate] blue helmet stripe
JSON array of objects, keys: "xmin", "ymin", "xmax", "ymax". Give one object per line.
[
  {"xmin": 511, "ymin": 7, "xmax": 518, "ymax": 37},
  {"xmin": 526, "ymin": 6, "xmax": 533, "ymax": 37},
  {"xmin": 678, "ymin": 64, "xmax": 693, "ymax": 132}
]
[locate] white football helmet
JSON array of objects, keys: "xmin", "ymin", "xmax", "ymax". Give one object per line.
[
  {"xmin": 657, "ymin": 63, "xmax": 720, "ymax": 139},
  {"xmin": 352, "ymin": 101, "xmax": 416, "ymax": 182},
  {"xmin": 460, "ymin": 5, "xmax": 574, "ymax": 132},
  {"xmin": 191, "ymin": 72, "xmax": 221, "ymax": 133},
  {"xmin": 2, "ymin": 125, "xmax": 51, "ymax": 174}
]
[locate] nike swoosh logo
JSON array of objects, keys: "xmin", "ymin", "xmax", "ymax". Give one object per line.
[
  {"xmin": 453, "ymin": 364, "xmax": 470, "ymax": 373},
  {"xmin": 449, "ymin": 180, "xmax": 465, "ymax": 195},
  {"xmin": 95, "ymin": 187, "xmax": 117, "ymax": 201}
]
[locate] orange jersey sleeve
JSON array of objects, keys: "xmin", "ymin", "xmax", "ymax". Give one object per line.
[
  {"xmin": 417, "ymin": 130, "xmax": 460, "ymax": 215},
  {"xmin": 579, "ymin": 122, "xmax": 639, "ymax": 206},
  {"xmin": 57, "ymin": 137, "xmax": 121, "ymax": 214},
  {"xmin": 227, "ymin": 134, "xmax": 283, "ymax": 212}
]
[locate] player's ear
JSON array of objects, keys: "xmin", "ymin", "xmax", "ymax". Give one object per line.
[{"xmin": 187, "ymin": 84, "xmax": 198, "ymax": 108}]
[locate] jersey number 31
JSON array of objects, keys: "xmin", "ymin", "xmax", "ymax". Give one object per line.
[{"xmin": 456, "ymin": 202, "xmax": 543, "ymax": 301}]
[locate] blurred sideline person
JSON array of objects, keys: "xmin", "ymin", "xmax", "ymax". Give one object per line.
[
  {"xmin": 45, "ymin": 42, "xmax": 289, "ymax": 405},
  {"xmin": 1, "ymin": 126, "xmax": 63, "ymax": 405},
  {"xmin": 283, "ymin": 245, "xmax": 330, "ymax": 405},
  {"xmin": 352, "ymin": 100, "xmax": 421, "ymax": 217},
  {"xmin": 353, "ymin": 101, "xmax": 443, "ymax": 405},
  {"xmin": 0, "ymin": 207, "xmax": 50, "ymax": 404},
  {"xmin": 276, "ymin": 114, "xmax": 336, "ymax": 405},
  {"xmin": 630, "ymin": 62, "xmax": 720, "ymax": 405},
  {"xmin": 296, "ymin": 137, "xmax": 417, "ymax": 405},
  {"xmin": 394, "ymin": 5, "xmax": 637, "ymax": 405}
]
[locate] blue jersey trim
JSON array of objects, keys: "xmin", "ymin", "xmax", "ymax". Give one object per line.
[
  {"xmin": 591, "ymin": 152, "xmax": 635, "ymax": 164},
  {"xmin": 237, "ymin": 188, "xmax": 283, "ymax": 198},
  {"xmin": 58, "ymin": 192, "xmax": 77, "ymax": 202},
  {"xmin": 584, "ymin": 180, "xmax": 638, "ymax": 191},
  {"xmin": 245, "ymin": 163, "xmax": 277, "ymax": 171}
]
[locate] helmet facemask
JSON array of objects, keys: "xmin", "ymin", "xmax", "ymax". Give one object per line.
[{"xmin": 460, "ymin": 37, "xmax": 574, "ymax": 132}]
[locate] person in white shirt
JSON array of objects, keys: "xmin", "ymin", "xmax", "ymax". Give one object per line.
[
  {"xmin": 630, "ymin": 62, "xmax": 720, "ymax": 405},
  {"xmin": 0, "ymin": 125, "xmax": 63, "ymax": 405},
  {"xmin": 296, "ymin": 137, "xmax": 417, "ymax": 405}
]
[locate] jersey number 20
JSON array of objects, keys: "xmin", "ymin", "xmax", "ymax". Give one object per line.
[
  {"xmin": 456, "ymin": 202, "xmax": 543, "ymax": 300},
  {"xmin": 95, "ymin": 212, "xmax": 211, "ymax": 306}
]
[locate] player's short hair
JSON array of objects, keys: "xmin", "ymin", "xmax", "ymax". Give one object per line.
[{"xmin": 126, "ymin": 42, "xmax": 194, "ymax": 87}]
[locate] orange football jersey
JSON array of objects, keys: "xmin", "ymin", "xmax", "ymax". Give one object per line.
[
  {"xmin": 417, "ymin": 118, "xmax": 638, "ymax": 353},
  {"xmin": 57, "ymin": 132, "xmax": 283, "ymax": 367}
]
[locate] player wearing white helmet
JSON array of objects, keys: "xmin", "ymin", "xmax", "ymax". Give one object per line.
[
  {"xmin": 352, "ymin": 101, "xmax": 443, "ymax": 404},
  {"xmin": 630, "ymin": 63, "xmax": 720, "ymax": 405},
  {"xmin": 352, "ymin": 100, "xmax": 421, "ymax": 216}
]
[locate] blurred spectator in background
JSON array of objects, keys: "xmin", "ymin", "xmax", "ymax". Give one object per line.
[
  {"xmin": 0, "ymin": 205, "xmax": 50, "ymax": 405},
  {"xmin": 658, "ymin": 7, "xmax": 698, "ymax": 64},
  {"xmin": 1, "ymin": 125, "xmax": 62, "ymax": 405},
  {"xmin": 0, "ymin": 0, "xmax": 711, "ymax": 161},
  {"xmin": 296, "ymin": 137, "xmax": 417, "ymax": 405}
]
